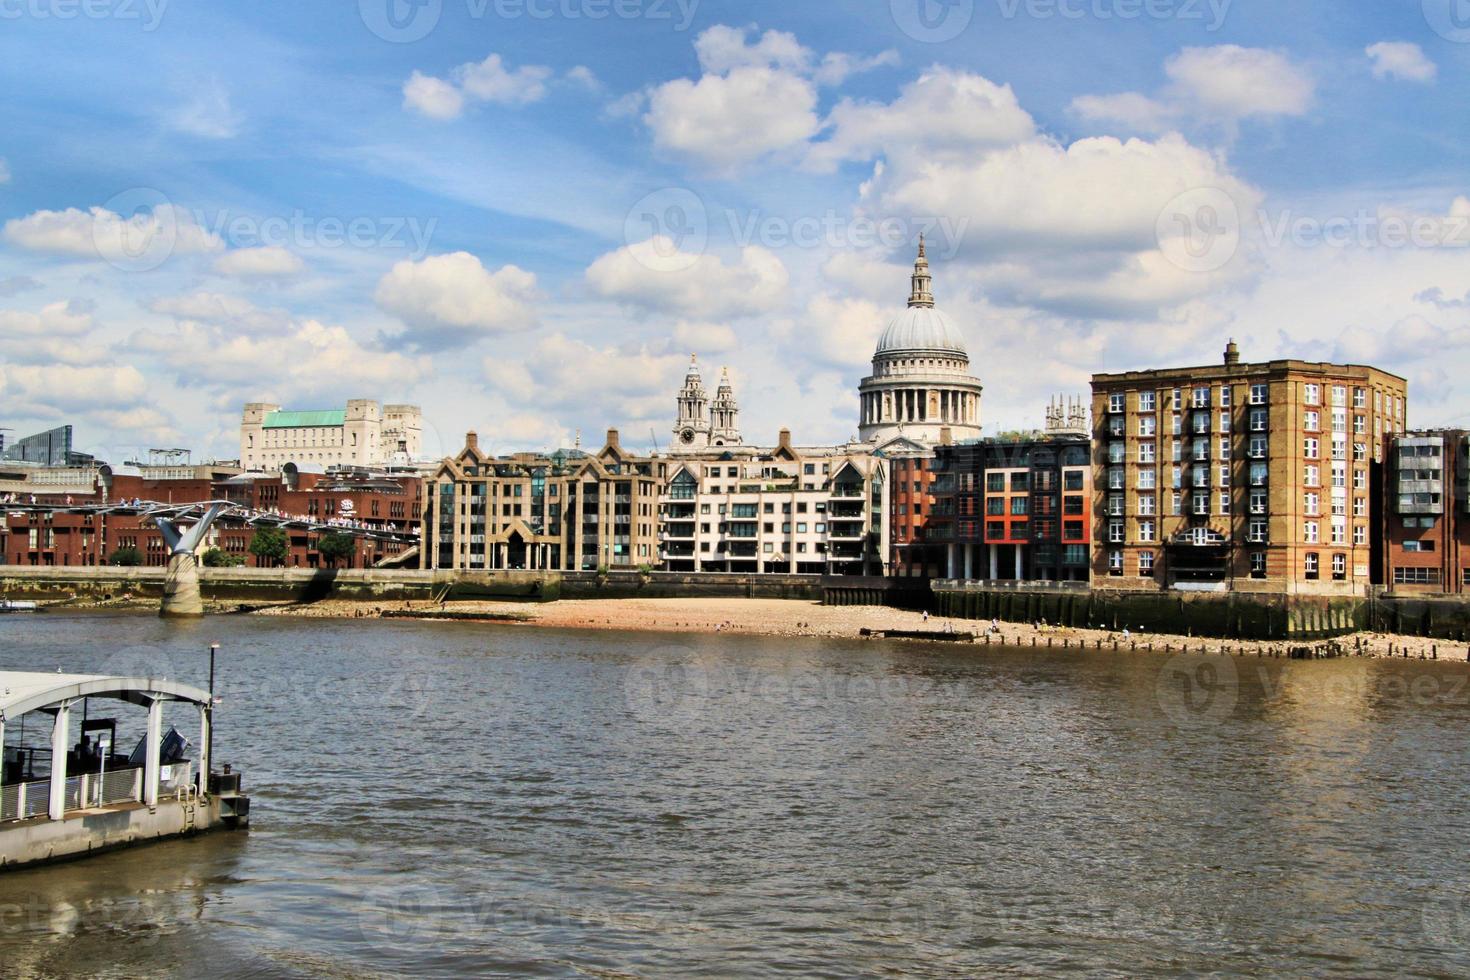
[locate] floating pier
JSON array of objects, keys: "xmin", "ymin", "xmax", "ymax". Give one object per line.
[{"xmin": 0, "ymin": 671, "xmax": 248, "ymax": 870}]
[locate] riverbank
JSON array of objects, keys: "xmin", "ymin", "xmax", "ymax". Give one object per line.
[{"xmin": 250, "ymin": 596, "xmax": 1470, "ymax": 662}]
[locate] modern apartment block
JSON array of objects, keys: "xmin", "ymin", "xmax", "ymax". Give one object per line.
[
  {"xmin": 240, "ymin": 400, "xmax": 422, "ymax": 471},
  {"xmin": 921, "ymin": 429, "xmax": 1091, "ymax": 583},
  {"xmin": 1091, "ymin": 342, "xmax": 1407, "ymax": 593},
  {"xmin": 1382, "ymin": 429, "xmax": 1470, "ymax": 593},
  {"xmin": 421, "ymin": 430, "xmax": 665, "ymax": 572},
  {"xmin": 658, "ymin": 429, "xmax": 889, "ymax": 576}
]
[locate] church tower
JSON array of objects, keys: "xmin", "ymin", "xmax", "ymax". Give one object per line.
[
  {"xmin": 710, "ymin": 367, "xmax": 742, "ymax": 447},
  {"xmin": 674, "ymin": 355, "xmax": 711, "ymax": 449}
]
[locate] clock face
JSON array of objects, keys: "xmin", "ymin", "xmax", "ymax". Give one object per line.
[{"xmin": 680, "ymin": 428, "xmax": 696, "ymax": 444}]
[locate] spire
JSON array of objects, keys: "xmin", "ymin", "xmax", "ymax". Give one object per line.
[{"xmin": 908, "ymin": 234, "xmax": 934, "ymax": 309}]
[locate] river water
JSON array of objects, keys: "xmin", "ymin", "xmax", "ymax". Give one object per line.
[{"xmin": 0, "ymin": 612, "xmax": 1469, "ymax": 977}]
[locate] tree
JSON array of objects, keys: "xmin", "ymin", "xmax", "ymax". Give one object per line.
[
  {"xmin": 247, "ymin": 527, "xmax": 288, "ymax": 567},
  {"xmin": 109, "ymin": 546, "xmax": 143, "ymax": 567},
  {"xmin": 202, "ymin": 548, "xmax": 244, "ymax": 568},
  {"xmin": 314, "ymin": 532, "xmax": 355, "ymax": 568}
]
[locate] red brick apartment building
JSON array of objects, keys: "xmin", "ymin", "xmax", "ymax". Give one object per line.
[
  {"xmin": 3, "ymin": 465, "xmax": 420, "ymax": 569},
  {"xmin": 1381, "ymin": 429, "xmax": 1470, "ymax": 593}
]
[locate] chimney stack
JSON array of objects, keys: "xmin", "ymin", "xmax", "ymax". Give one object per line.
[
  {"xmin": 465, "ymin": 431, "xmax": 479, "ymax": 452},
  {"xmin": 1224, "ymin": 339, "xmax": 1241, "ymax": 366},
  {"xmin": 778, "ymin": 427, "xmax": 792, "ymax": 451},
  {"xmin": 605, "ymin": 428, "xmax": 620, "ymax": 450}
]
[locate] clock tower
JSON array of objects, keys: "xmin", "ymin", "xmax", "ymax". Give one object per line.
[{"xmin": 674, "ymin": 354, "xmax": 711, "ymax": 449}]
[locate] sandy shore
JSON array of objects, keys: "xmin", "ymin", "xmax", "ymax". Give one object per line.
[{"xmin": 250, "ymin": 596, "xmax": 1470, "ymax": 662}]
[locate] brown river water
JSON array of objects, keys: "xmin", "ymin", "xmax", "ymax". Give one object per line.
[{"xmin": 0, "ymin": 611, "xmax": 1468, "ymax": 977}]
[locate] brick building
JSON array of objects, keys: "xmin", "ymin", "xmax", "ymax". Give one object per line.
[
  {"xmin": 1090, "ymin": 342, "xmax": 1407, "ymax": 593},
  {"xmin": 1382, "ymin": 429, "xmax": 1470, "ymax": 593}
]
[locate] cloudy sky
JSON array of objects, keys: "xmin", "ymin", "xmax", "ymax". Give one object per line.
[{"xmin": 1, "ymin": 0, "xmax": 1467, "ymax": 462}]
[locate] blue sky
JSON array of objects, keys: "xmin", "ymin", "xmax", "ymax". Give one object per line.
[{"xmin": 1, "ymin": 0, "xmax": 1468, "ymax": 462}]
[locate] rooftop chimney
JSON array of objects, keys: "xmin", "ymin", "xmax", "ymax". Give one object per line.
[
  {"xmin": 1224, "ymin": 339, "xmax": 1241, "ymax": 366},
  {"xmin": 465, "ymin": 431, "xmax": 479, "ymax": 451},
  {"xmin": 605, "ymin": 428, "xmax": 620, "ymax": 450},
  {"xmin": 778, "ymin": 428, "xmax": 793, "ymax": 451}
]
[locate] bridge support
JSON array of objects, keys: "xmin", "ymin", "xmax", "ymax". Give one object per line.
[
  {"xmin": 155, "ymin": 503, "xmax": 225, "ymax": 619},
  {"xmin": 161, "ymin": 552, "xmax": 205, "ymax": 617}
]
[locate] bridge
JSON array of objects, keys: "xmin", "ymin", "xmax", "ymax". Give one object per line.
[{"xmin": 0, "ymin": 499, "xmax": 419, "ymax": 545}]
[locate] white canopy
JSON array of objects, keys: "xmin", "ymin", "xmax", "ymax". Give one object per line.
[{"xmin": 0, "ymin": 672, "xmax": 212, "ymax": 721}]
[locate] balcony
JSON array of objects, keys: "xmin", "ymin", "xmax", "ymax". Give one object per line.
[{"xmin": 829, "ymin": 522, "xmax": 866, "ymax": 540}]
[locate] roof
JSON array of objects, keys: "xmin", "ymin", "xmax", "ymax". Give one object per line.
[
  {"xmin": 0, "ymin": 671, "xmax": 212, "ymax": 721},
  {"xmin": 263, "ymin": 410, "xmax": 346, "ymax": 429},
  {"xmin": 876, "ymin": 306, "xmax": 969, "ymax": 357}
]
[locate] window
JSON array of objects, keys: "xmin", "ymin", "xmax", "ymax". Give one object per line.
[
  {"xmin": 1304, "ymin": 383, "xmax": 1320, "ymax": 405},
  {"xmin": 1220, "ymin": 412, "xmax": 1232, "ymax": 433},
  {"xmin": 1172, "ymin": 414, "xmax": 1183, "ymax": 436},
  {"xmin": 1139, "ymin": 442, "xmax": 1156, "ymax": 464},
  {"xmin": 1305, "ymin": 492, "xmax": 1320, "ymax": 516},
  {"xmin": 1249, "ymin": 490, "xmax": 1268, "ymax": 514},
  {"xmin": 1219, "ymin": 492, "xmax": 1231, "ymax": 514},
  {"xmin": 1108, "ymin": 550, "xmax": 1123, "ymax": 575},
  {"xmin": 1171, "ymin": 492, "xmax": 1182, "ymax": 515},
  {"xmin": 1011, "ymin": 473, "xmax": 1030, "ymax": 492},
  {"xmin": 1250, "ymin": 462, "xmax": 1268, "ymax": 486},
  {"xmin": 1249, "ymin": 408, "xmax": 1268, "ymax": 432},
  {"xmin": 1394, "ymin": 567, "xmax": 1440, "ymax": 585},
  {"xmin": 1403, "ymin": 540, "xmax": 1436, "ymax": 553},
  {"xmin": 1305, "ymin": 410, "xmax": 1319, "ymax": 432},
  {"xmin": 1305, "ymin": 552, "xmax": 1320, "ymax": 579},
  {"xmin": 1250, "ymin": 551, "xmax": 1267, "ymax": 578},
  {"xmin": 1193, "ymin": 387, "xmax": 1210, "ymax": 408},
  {"xmin": 1304, "ymin": 438, "xmax": 1319, "ymax": 459},
  {"xmin": 1304, "ymin": 521, "xmax": 1320, "ymax": 544},
  {"xmin": 1011, "ymin": 497, "xmax": 1028, "ymax": 516},
  {"xmin": 1219, "ymin": 437, "xmax": 1232, "ymax": 460},
  {"xmin": 1354, "ymin": 443, "xmax": 1366, "ymax": 462},
  {"xmin": 1304, "ymin": 465, "xmax": 1319, "ymax": 487},
  {"xmin": 1109, "ymin": 393, "xmax": 1125, "ymax": 413},
  {"xmin": 1138, "ymin": 469, "xmax": 1156, "ymax": 490},
  {"xmin": 1138, "ymin": 520, "xmax": 1155, "ymax": 542},
  {"xmin": 1354, "ymin": 415, "xmax": 1366, "ymax": 434},
  {"xmin": 1109, "ymin": 467, "xmax": 1125, "ymax": 490},
  {"xmin": 1139, "ymin": 416, "xmax": 1157, "ymax": 437},
  {"xmin": 1353, "ymin": 525, "xmax": 1366, "ymax": 545},
  {"xmin": 1332, "ymin": 385, "xmax": 1346, "ymax": 406},
  {"xmin": 1139, "ymin": 551, "xmax": 1155, "ymax": 575},
  {"xmin": 1108, "ymin": 521, "xmax": 1125, "ymax": 543},
  {"xmin": 1139, "ymin": 391, "xmax": 1156, "ymax": 411},
  {"xmin": 1250, "ymin": 384, "xmax": 1268, "ymax": 405},
  {"xmin": 1138, "ymin": 494, "xmax": 1156, "ymax": 516},
  {"xmin": 1218, "ymin": 465, "xmax": 1231, "ymax": 487},
  {"xmin": 1220, "ymin": 386, "xmax": 1232, "ymax": 407},
  {"xmin": 1353, "ymin": 387, "xmax": 1366, "ymax": 408},
  {"xmin": 1248, "ymin": 519, "xmax": 1268, "ymax": 543}
]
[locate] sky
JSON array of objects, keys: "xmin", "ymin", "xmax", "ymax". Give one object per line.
[{"xmin": 1, "ymin": 0, "xmax": 1468, "ymax": 463}]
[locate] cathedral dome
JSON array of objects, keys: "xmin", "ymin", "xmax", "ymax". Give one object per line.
[{"xmin": 876, "ymin": 306, "xmax": 967, "ymax": 357}]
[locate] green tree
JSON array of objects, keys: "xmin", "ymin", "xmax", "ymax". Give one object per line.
[
  {"xmin": 314, "ymin": 532, "xmax": 356, "ymax": 568},
  {"xmin": 247, "ymin": 526, "xmax": 288, "ymax": 567},
  {"xmin": 201, "ymin": 548, "xmax": 243, "ymax": 568},
  {"xmin": 109, "ymin": 546, "xmax": 143, "ymax": 567}
]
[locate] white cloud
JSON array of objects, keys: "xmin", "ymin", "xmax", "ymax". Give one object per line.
[
  {"xmin": 403, "ymin": 54, "xmax": 552, "ymax": 120},
  {"xmin": 1071, "ymin": 45, "xmax": 1314, "ymax": 134},
  {"xmin": 374, "ymin": 252, "xmax": 539, "ymax": 347},
  {"xmin": 2, "ymin": 204, "xmax": 223, "ymax": 260},
  {"xmin": 644, "ymin": 26, "xmax": 897, "ymax": 172},
  {"xmin": 0, "ymin": 363, "xmax": 149, "ymax": 414},
  {"xmin": 672, "ymin": 321, "xmax": 739, "ymax": 354},
  {"xmin": 645, "ymin": 66, "xmax": 820, "ymax": 172},
  {"xmin": 1165, "ymin": 45, "xmax": 1314, "ymax": 120},
  {"xmin": 808, "ymin": 67, "xmax": 1036, "ymax": 172},
  {"xmin": 775, "ymin": 294, "xmax": 888, "ymax": 370},
  {"xmin": 212, "ymin": 245, "xmax": 304, "ymax": 278},
  {"xmin": 147, "ymin": 291, "xmax": 289, "ymax": 332},
  {"xmin": 403, "ymin": 71, "xmax": 466, "ymax": 120},
  {"xmin": 131, "ymin": 318, "xmax": 432, "ymax": 395},
  {"xmin": 1366, "ymin": 42, "xmax": 1437, "ymax": 83},
  {"xmin": 170, "ymin": 80, "xmax": 243, "ymax": 139},
  {"xmin": 566, "ymin": 65, "xmax": 601, "ymax": 93},
  {"xmin": 586, "ymin": 238, "xmax": 789, "ymax": 319},
  {"xmin": 485, "ymin": 333, "xmax": 686, "ymax": 426},
  {"xmin": 0, "ymin": 299, "xmax": 94, "ymax": 338}
]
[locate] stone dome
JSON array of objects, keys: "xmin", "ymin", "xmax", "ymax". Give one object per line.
[{"xmin": 876, "ymin": 306, "xmax": 968, "ymax": 357}]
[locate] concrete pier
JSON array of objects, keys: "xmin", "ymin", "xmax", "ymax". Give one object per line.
[{"xmin": 160, "ymin": 552, "xmax": 204, "ymax": 618}]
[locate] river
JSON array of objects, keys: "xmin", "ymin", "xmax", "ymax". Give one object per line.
[{"xmin": 0, "ymin": 612, "xmax": 1468, "ymax": 977}]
